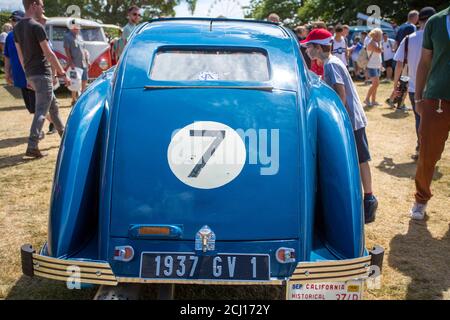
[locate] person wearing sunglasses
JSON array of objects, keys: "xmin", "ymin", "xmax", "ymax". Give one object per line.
[{"xmin": 119, "ymin": 5, "xmax": 142, "ymax": 58}]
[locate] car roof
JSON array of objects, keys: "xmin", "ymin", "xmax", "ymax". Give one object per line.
[
  {"xmin": 140, "ymin": 18, "xmax": 290, "ymax": 39},
  {"xmin": 46, "ymin": 17, "xmax": 102, "ymax": 28}
]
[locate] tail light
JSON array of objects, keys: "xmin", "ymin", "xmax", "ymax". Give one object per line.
[
  {"xmin": 114, "ymin": 246, "xmax": 134, "ymax": 262},
  {"xmin": 89, "ymin": 49, "xmax": 112, "ymax": 78},
  {"xmin": 98, "ymin": 58, "xmax": 109, "ymax": 70},
  {"xmin": 276, "ymin": 247, "xmax": 296, "ymax": 264}
]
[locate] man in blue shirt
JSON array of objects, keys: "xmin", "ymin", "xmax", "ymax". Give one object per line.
[
  {"xmin": 395, "ymin": 10, "xmax": 419, "ymax": 49},
  {"xmin": 3, "ymin": 10, "xmax": 35, "ymax": 114}
]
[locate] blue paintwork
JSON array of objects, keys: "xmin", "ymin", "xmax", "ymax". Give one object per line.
[{"xmin": 43, "ymin": 18, "xmax": 367, "ymax": 281}]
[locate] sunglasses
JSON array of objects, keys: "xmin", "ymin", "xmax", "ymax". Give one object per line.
[
  {"xmin": 33, "ymin": 2, "xmax": 44, "ymax": 9},
  {"xmin": 132, "ymin": 13, "xmax": 142, "ymax": 17}
]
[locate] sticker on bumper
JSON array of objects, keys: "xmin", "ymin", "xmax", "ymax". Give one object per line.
[{"xmin": 287, "ymin": 280, "xmax": 364, "ymax": 300}]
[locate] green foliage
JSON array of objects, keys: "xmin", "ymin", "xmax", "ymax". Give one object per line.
[
  {"xmin": 42, "ymin": 0, "xmax": 198, "ymax": 26},
  {"xmin": 247, "ymin": 0, "xmax": 449, "ymax": 26},
  {"xmin": 0, "ymin": 10, "xmax": 12, "ymax": 29},
  {"xmin": 245, "ymin": 0, "xmax": 301, "ymax": 22}
]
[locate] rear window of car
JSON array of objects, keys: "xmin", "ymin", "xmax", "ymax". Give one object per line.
[{"xmin": 150, "ymin": 49, "xmax": 270, "ymax": 82}]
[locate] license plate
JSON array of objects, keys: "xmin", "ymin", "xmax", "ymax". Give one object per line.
[
  {"xmin": 140, "ymin": 252, "xmax": 270, "ymax": 281},
  {"xmin": 287, "ymin": 280, "xmax": 364, "ymax": 300}
]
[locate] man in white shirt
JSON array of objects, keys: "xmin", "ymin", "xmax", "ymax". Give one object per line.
[
  {"xmin": 331, "ymin": 25, "xmax": 348, "ymax": 66},
  {"xmin": 382, "ymin": 32, "xmax": 395, "ymax": 81},
  {"xmin": 390, "ymin": 7, "xmax": 436, "ymax": 160}
]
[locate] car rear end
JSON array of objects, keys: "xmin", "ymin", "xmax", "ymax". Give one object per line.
[{"xmin": 20, "ymin": 19, "xmax": 383, "ymax": 300}]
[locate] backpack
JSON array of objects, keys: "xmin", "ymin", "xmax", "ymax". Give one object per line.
[{"xmin": 356, "ymin": 43, "xmax": 374, "ymax": 69}]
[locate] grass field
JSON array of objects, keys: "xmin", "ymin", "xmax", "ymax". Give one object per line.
[{"xmin": 0, "ymin": 74, "xmax": 449, "ymax": 300}]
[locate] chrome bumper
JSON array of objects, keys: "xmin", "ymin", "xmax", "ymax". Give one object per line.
[
  {"xmin": 21, "ymin": 244, "xmax": 118, "ymax": 286},
  {"xmin": 21, "ymin": 244, "xmax": 384, "ymax": 287}
]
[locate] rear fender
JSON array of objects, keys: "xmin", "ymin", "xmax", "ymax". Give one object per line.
[
  {"xmin": 47, "ymin": 72, "xmax": 113, "ymax": 258},
  {"xmin": 311, "ymin": 83, "xmax": 365, "ymax": 259}
]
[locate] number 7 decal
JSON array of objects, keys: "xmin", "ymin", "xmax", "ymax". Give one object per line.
[
  {"xmin": 168, "ymin": 121, "xmax": 246, "ymax": 189},
  {"xmin": 188, "ymin": 130, "xmax": 226, "ymax": 178}
]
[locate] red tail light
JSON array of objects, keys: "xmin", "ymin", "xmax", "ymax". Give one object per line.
[
  {"xmin": 276, "ymin": 247, "xmax": 296, "ymax": 264},
  {"xmin": 89, "ymin": 49, "xmax": 112, "ymax": 79},
  {"xmin": 113, "ymin": 246, "xmax": 134, "ymax": 262}
]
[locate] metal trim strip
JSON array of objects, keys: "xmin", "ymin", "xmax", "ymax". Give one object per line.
[
  {"xmin": 33, "ymin": 265, "xmax": 117, "ymax": 281},
  {"xmin": 33, "ymin": 254, "xmax": 112, "ymax": 269},
  {"xmin": 295, "ymin": 256, "xmax": 371, "ymax": 269},
  {"xmin": 116, "ymin": 277, "xmax": 284, "ymax": 286},
  {"xmin": 32, "ymin": 260, "xmax": 114, "ymax": 275},
  {"xmin": 290, "ymin": 270, "xmax": 369, "ymax": 281},
  {"xmin": 293, "ymin": 262, "xmax": 370, "ymax": 273}
]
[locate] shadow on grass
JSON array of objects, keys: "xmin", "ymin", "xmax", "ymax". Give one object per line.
[
  {"xmin": 0, "ymin": 137, "xmax": 28, "ymax": 149},
  {"xmin": 382, "ymin": 110, "xmax": 411, "ymax": 119},
  {"xmin": 376, "ymin": 157, "xmax": 443, "ymax": 181},
  {"xmin": 0, "ymin": 104, "xmax": 72, "ymax": 113},
  {"xmin": 389, "ymin": 221, "xmax": 450, "ymax": 299},
  {"xmin": 0, "ymin": 105, "xmax": 30, "ymax": 112},
  {"xmin": 6, "ymin": 275, "xmax": 97, "ymax": 300},
  {"xmin": 2, "ymin": 85, "xmax": 22, "ymax": 99},
  {"xmin": 0, "ymin": 146, "xmax": 59, "ymax": 170}
]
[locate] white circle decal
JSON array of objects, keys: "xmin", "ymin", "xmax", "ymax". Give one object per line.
[{"xmin": 168, "ymin": 121, "xmax": 246, "ymax": 189}]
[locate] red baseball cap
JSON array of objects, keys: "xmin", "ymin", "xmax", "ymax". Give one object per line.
[{"xmin": 300, "ymin": 29, "xmax": 333, "ymax": 46}]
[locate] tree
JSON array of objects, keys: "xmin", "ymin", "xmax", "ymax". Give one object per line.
[
  {"xmin": 246, "ymin": 0, "xmax": 449, "ymax": 26},
  {"xmin": 44, "ymin": 0, "xmax": 198, "ymax": 26},
  {"xmin": 245, "ymin": 0, "xmax": 301, "ymax": 23},
  {"xmin": 0, "ymin": 10, "xmax": 12, "ymax": 29}
]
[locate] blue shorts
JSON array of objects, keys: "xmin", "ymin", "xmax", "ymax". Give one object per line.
[
  {"xmin": 81, "ymin": 68, "xmax": 88, "ymax": 81},
  {"xmin": 367, "ymin": 68, "xmax": 380, "ymax": 78},
  {"xmin": 354, "ymin": 127, "xmax": 371, "ymax": 163}
]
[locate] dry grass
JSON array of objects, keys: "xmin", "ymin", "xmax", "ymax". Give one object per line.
[{"xmin": 0, "ymin": 76, "xmax": 448, "ymax": 300}]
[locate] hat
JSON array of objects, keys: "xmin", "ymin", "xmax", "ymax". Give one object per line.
[
  {"xmin": 300, "ymin": 29, "xmax": 333, "ymax": 46},
  {"xmin": 10, "ymin": 10, "xmax": 25, "ymax": 20},
  {"xmin": 419, "ymin": 7, "xmax": 436, "ymax": 20}
]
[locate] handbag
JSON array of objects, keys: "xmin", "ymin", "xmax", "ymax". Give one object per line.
[{"xmin": 357, "ymin": 46, "xmax": 374, "ymax": 69}]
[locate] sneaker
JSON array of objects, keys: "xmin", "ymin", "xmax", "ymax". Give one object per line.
[
  {"xmin": 47, "ymin": 123, "xmax": 56, "ymax": 135},
  {"xmin": 385, "ymin": 98, "xmax": 396, "ymax": 108},
  {"xmin": 364, "ymin": 195, "xmax": 378, "ymax": 224},
  {"xmin": 372, "ymin": 101, "xmax": 382, "ymax": 106},
  {"xmin": 25, "ymin": 148, "xmax": 48, "ymax": 159},
  {"xmin": 396, "ymin": 105, "xmax": 409, "ymax": 112},
  {"xmin": 363, "ymin": 99, "xmax": 373, "ymax": 107},
  {"xmin": 410, "ymin": 202, "xmax": 427, "ymax": 220},
  {"xmin": 39, "ymin": 131, "xmax": 45, "ymax": 140}
]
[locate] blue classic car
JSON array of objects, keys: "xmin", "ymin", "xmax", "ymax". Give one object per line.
[{"xmin": 21, "ymin": 18, "xmax": 383, "ymax": 300}]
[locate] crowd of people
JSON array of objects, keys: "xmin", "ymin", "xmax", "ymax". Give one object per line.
[
  {"xmin": 1, "ymin": 1, "xmax": 449, "ymax": 222},
  {"xmin": 2, "ymin": 1, "xmax": 142, "ymax": 158},
  {"xmin": 281, "ymin": 5, "xmax": 449, "ymax": 221}
]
